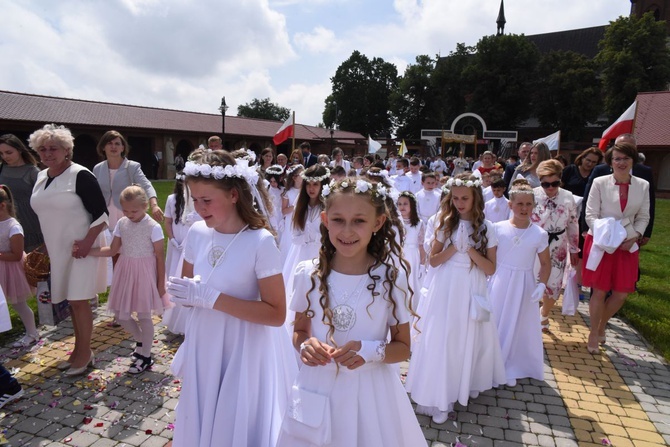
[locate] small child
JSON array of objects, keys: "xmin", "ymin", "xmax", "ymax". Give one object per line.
[
  {"xmin": 397, "ymin": 191, "xmax": 426, "ymax": 303},
  {"xmin": 415, "ymin": 172, "xmax": 441, "ymax": 223},
  {"xmin": 88, "ymin": 186, "xmax": 165, "ymax": 374},
  {"xmin": 329, "ymin": 165, "xmax": 347, "ymax": 182},
  {"xmin": 484, "ymin": 178, "xmax": 511, "ymax": 223},
  {"xmin": 406, "ymin": 173, "xmax": 506, "ymax": 424},
  {"xmin": 0, "ymin": 186, "xmax": 39, "ymax": 348},
  {"xmin": 488, "ymin": 179, "xmax": 550, "ymax": 386},
  {"xmin": 279, "ymin": 164, "xmax": 304, "ymax": 261},
  {"xmin": 265, "ymin": 165, "xmax": 285, "ymax": 238},
  {"xmin": 277, "ymin": 177, "xmax": 425, "ymax": 446},
  {"xmin": 282, "ymin": 165, "xmax": 329, "ymax": 300},
  {"xmin": 391, "ymin": 158, "xmax": 411, "ymax": 193}
]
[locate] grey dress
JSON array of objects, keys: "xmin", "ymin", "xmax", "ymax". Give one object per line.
[{"xmin": 0, "ymin": 163, "xmax": 44, "ymax": 251}]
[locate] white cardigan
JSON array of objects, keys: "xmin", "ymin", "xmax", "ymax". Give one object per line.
[{"xmin": 585, "ymin": 174, "xmax": 650, "ymax": 241}]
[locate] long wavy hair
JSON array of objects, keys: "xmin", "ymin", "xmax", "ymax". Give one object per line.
[
  {"xmin": 282, "ymin": 165, "xmax": 303, "ymax": 198},
  {"xmin": 172, "ymin": 174, "xmax": 186, "ymax": 224},
  {"xmin": 434, "ymin": 173, "xmax": 488, "ymax": 257},
  {"xmin": 185, "ymin": 149, "xmax": 272, "ymax": 232},
  {"xmin": 365, "ymin": 167, "xmax": 405, "ymax": 242},
  {"xmin": 304, "ymin": 178, "xmax": 416, "ymax": 350},
  {"xmin": 398, "ymin": 191, "xmax": 420, "ymax": 227},
  {"xmin": 292, "ymin": 164, "xmax": 328, "ymax": 232}
]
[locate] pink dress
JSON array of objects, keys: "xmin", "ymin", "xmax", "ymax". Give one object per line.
[
  {"xmin": 0, "ymin": 218, "xmax": 32, "ymax": 303},
  {"xmin": 107, "ymin": 215, "xmax": 164, "ymax": 319}
]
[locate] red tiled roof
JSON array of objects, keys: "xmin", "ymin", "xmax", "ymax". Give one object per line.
[
  {"xmin": 0, "ymin": 90, "xmax": 364, "ymax": 142},
  {"xmin": 634, "ymin": 91, "xmax": 670, "ymax": 147}
]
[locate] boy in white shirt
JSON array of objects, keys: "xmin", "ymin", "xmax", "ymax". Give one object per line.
[
  {"xmin": 484, "ymin": 178, "xmax": 510, "ymax": 223},
  {"xmin": 416, "ymin": 172, "xmax": 441, "ymax": 223},
  {"xmin": 392, "ymin": 158, "xmax": 412, "ymax": 192},
  {"xmin": 406, "ymin": 157, "xmax": 423, "ymax": 194}
]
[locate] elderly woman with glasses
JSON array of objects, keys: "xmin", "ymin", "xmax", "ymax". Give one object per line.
[
  {"xmin": 531, "ymin": 159, "xmax": 579, "ymax": 333},
  {"xmin": 582, "ymin": 143, "xmax": 649, "ymax": 354}
]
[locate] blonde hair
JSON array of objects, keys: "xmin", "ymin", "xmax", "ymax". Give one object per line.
[
  {"xmin": 536, "ymin": 159, "xmax": 563, "ymax": 179},
  {"xmin": 0, "ymin": 185, "xmax": 16, "ymax": 218},
  {"xmin": 508, "ymin": 178, "xmax": 535, "ymax": 201},
  {"xmin": 28, "ymin": 124, "xmax": 75, "ymax": 159},
  {"xmin": 119, "ymin": 185, "xmax": 149, "ymax": 207}
]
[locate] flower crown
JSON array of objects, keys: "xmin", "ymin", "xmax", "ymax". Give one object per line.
[
  {"xmin": 286, "ymin": 164, "xmax": 304, "ymax": 176},
  {"xmin": 322, "ymin": 179, "xmax": 388, "ymax": 200},
  {"xmin": 509, "ymin": 187, "xmax": 534, "ymax": 196},
  {"xmin": 175, "ymin": 173, "xmax": 185, "ymax": 181},
  {"xmin": 183, "ymin": 159, "xmax": 259, "ymax": 185},
  {"xmin": 367, "ymin": 169, "xmax": 390, "ymax": 178},
  {"xmin": 301, "ymin": 168, "xmax": 331, "ymax": 183},
  {"xmin": 399, "ymin": 191, "xmax": 416, "ymax": 201},
  {"xmin": 265, "ymin": 164, "xmax": 285, "ymax": 176},
  {"xmin": 446, "ymin": 177, "xmax": 482, "ymax": 188},
  {"xmin": 441, "ymin": 184, "xmax": 451, "ymax": 195}
]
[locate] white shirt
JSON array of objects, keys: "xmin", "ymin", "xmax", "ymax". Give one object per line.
[
  {"xmin": 430, "ymin": 159, "xmax": 447, "ymax": 174},
  {"xmin": 406, "ymin": 172, "xmax": 423, "ymax": 194},
  {"xmin": 416, "ymin": 189, "xmax": 441, "ymax": 223},
  {"xmin": 484, "ymin": 196, "xmax": 510, "ymax": 223},
  {"xmin": 330, "ymin": 159, "xmax": 351, "ymax": 172},
  {"xmin": 392, "ymin": 174, "xmax": 412, "ymax": 193}
]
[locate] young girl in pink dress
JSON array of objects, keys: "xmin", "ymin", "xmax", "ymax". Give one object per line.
[
  {"xmin": 488, "ymin": 179, "xmax": 551, "ymax": 386},
  {"xmin": 278, "ymin": 177, "xmax": 425, "ymax": 446},
  {"xmin": 406, "ymin": 173, "xmax": 506, "ymax": 424},
  {"xmin": 88, "ymin": 185, "xmax": 166, "ymax": 374},
  {"xmin": 0, "ymin": 186, "xmax": 39, "ymax": 348}
]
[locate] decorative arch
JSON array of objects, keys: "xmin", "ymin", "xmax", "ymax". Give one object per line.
[{"xmin": 450, "ymin": 113, "xmax": 488, "ymax": 133}]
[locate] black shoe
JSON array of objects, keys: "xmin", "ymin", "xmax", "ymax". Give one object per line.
[
  {"xmin": 128, "ymin": 354, "xmax": 153, "ymax": 375},
  {"xmin": 0, "ymin": 387, "xmax": 24, "ymax": 410}
]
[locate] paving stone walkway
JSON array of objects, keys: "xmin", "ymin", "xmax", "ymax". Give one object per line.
[{"xmin": 0, "ymin": 298, "xmax": 668, "ymax": 447}]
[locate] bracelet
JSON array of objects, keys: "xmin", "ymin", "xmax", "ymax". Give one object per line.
[{"xmin": 356, "ymin": 340, "xmax": 387, "ymax": 363}]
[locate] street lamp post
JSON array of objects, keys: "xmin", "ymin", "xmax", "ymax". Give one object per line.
[
  {"xmin": 219, "ymin": 97, "xmax": 229, "ymax": 149},
  {"xmin": 330, "ymin": 127, "xmax": 335, "ymax": 151}
]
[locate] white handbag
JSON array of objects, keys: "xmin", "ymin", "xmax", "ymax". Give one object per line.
[{"xmin": 282, "ymin": 385, "xmax": 332, "ymax": 446}]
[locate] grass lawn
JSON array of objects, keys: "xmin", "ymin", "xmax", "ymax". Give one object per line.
[
  {"xmin": 2, "ymin": 183, "xmax": 669, "ymax": 363},
  {"xmin": 618, "ymin": 198, "xmax": 670, "ymax": 361}
]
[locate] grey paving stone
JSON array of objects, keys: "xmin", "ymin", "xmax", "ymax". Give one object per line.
[
  {"xmin": 497, "ymin": 398, "xmax": 526, "ymax": 411},
  {"xmin": 554, "ymin": 438, "xmax": 578, "ymax": 447},
  {"xmin": 65, "ymin": 431, "xmax": 100, "ymax": 447},
  {"xmin": 529, "ymin": 422, "xmax": 552, "ymax": 435},
  {"xmin": 482, "ymin": 426, "xmax": 505, "ymax": 440},
  {"xmin": 537, "ymin": 434, "xmax": 556, "ymax": 447},
  {"xmin": 477, "ymin": 415, "xmax": 508, "ymax": 429},
  {"xmin": 548, "ymin": 414, "xmax": 571, "ymax": 427},
  {"xmin": 12, "ymin": 417, "xmax": 52, "ymax": 435}
]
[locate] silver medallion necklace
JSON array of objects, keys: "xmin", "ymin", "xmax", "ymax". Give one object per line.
[
  {"xmin": 205, "ymin": 225, "xmax": 249, "ymax": 282},
  {"xmin": 511, "ymin": 222, "xmax": 531, "ymax": 247},
  {"xmin": 328, "ymin": 272, "xmax": 369, "ymax": 332}
]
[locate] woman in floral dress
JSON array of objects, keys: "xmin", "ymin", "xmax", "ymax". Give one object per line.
[{"xmin": 531, "ymin": 160, "xmax": 579, "ymax": 332}]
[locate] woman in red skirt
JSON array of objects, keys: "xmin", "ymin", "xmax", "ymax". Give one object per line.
[{"xmin": 582, "ymin": 142, "xmax": 650, "ymax": 354}]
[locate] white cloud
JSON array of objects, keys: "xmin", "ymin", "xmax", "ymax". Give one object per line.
[{"xmin": 294, "ymin": 26, "xmax": 341, "ymax": 54}]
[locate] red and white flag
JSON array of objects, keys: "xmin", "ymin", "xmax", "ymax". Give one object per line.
[
  {"xmin": 598, "ymin": 101, "xmax": 636, "ymax": 151},
  {"xmin": 273, "ymin": 115, "xmax": 294, "ymax": 145}
]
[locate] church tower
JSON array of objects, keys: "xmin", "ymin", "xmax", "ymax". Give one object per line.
[
  {"xmin": 496, "ymin": 0, "xmax": 506, "ymax": 36},
  {"xmin": 630, "ymin": 0, "xmax": 670, "ymax": 34}
]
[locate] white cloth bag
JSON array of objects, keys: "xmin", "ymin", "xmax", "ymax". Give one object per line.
[{"xmin": 0, "ymin": 286, "xmax": 12, "ymax": 333}]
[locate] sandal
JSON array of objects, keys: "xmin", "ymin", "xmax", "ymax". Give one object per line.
[
  {"xmin": 128, "ymin": 354, "xmax": 153, "ymax": 375},
  {"xmin": 12, "ymin": 334, "xmax": 40, "ymax": 348},
  {"xmin": 541, "ymin": 319, "xmax": 550, "ymax": 333},
  {"xmin": 131, "ymin": 342, "xmax": 143, "ymax": 360}
]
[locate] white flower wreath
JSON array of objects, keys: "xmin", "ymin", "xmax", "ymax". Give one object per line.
[
  {"xmin": 445, "ymin": 177, "xmax": 482, "ymax": 188},
  {"xmin": 301, "ymin": 168, "xmax": 331, "ymax": 183},
  {"xmin": 183, "ymin": 160, "xmax": 259, "ymax": 185}
]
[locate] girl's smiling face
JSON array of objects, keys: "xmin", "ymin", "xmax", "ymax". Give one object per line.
[{"xmin": 322, "ymin": 193, "xmax": 385, "ymax": 261}]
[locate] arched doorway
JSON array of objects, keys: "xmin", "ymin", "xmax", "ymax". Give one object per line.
[
  {"xmin": 658, "ymin": 153, "xmax": 670, "ymax": 190},
  {"xmin": 127, "ymin": 136, "xmax": 156, "ymax": 179},
  {"xmin": 73, "ymin": 134, "xmax": 99, "ymax": 170},
  {"xmin": 176, "ymin": 139, "xmax": 193, "ymax": 159}
]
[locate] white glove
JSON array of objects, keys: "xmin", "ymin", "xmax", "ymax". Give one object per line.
[
  {"xmin": 169, "ymin": 238, "xmax": 180, "ymax": 249},
  {"xmin": 167, "ymin": 276, "xmax": 220, "ymax": 309},
  {"xmin": 531, "ymin": 283, "xmax": 547, "ymax": 303}
]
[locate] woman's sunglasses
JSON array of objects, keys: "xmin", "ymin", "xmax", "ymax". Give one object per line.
[{"xmin": 541, "ymin": 181, "xmax": 561, "ymax": 189}]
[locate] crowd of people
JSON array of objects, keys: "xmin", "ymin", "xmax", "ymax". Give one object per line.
[{"xmin": 0, "ymin": 125, "xmax": 653, "ymax": 446}]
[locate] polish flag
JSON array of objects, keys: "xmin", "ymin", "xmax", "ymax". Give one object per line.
[
  {"xmin": 273, "ymin": 115, "xmax": 294, "ymax": 145},
  {"xmin": 598, "ymin": 101, "xmax": 636, "ymax": 151}
]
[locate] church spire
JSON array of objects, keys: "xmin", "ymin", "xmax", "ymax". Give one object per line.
[{"xmin": 496, "ymin": 0, "xmax": 506, "ymax": 36}]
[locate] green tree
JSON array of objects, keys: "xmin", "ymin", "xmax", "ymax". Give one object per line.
[
  {"xmin": 237, "ymin": 98, "xmax": 291, "ymax": 121},
  {"xmin": 596, "ymin": 12, "xmax": 670, "ymax": 119},
  {"xmin": 323, "ymin": 50, "xmax": 398, "ymax": 137},
  {"xmin": 431, "ymin": 44, "xmax": 476, "ymax": 128},
  {"xmin": 464, "ymin": 34, "xmax": 541, "ymax": 128},
  {"xmin": 391, "ymin": 55, "xmax": 439, "ymax": 139},
  {"xmin": 533, "ymin": 50, "xmax": 601, "ymax": 140}
]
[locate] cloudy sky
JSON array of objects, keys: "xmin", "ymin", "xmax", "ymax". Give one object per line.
[{"xmin": 2, "ymin": 0, "xmax": 630, "ymax": 126}]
